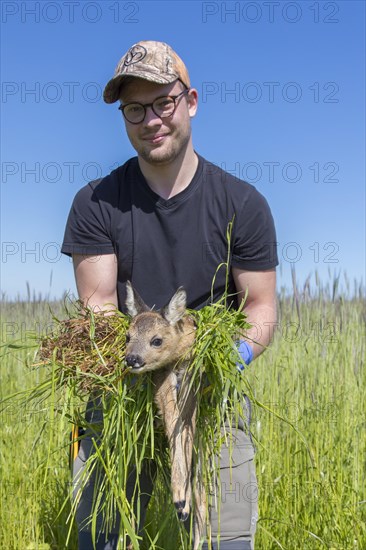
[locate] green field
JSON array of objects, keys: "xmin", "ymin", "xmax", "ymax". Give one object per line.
[{"xmin": 1, "ymin": 276, "xmax": 365, "ymax": 549}]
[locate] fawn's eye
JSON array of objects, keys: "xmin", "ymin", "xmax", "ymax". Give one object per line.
[
  {"xmin": 125, "ymin": 333, "xmax": 130, "ymax": 343},
  {"xmin": 151, "ymin": 337, "xmax": 163, "ymax": 347}
]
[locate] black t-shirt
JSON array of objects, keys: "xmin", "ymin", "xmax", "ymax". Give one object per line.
[{"xmin": 61, "ymin": 155, "xmax": 278, "ymax": 312}]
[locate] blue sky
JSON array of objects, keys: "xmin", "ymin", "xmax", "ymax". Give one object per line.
[{"xmin": 1, "ymin": 0, "xmax": 365, "ymax": 300}]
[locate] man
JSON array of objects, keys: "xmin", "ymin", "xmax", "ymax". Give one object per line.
[{"xmin": 62, "ymin": 40, "xmax": 278, "ymax": 550}]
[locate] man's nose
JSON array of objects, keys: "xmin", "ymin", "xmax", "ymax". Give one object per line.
[{"xmin": 143, "ymin": 106, "xmax": 163, "ymax": 126}]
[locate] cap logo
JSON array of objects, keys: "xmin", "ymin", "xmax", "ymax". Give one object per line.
[{"xmin": 124, "ymin": 45, "xmax": 147, "ymax": 67}]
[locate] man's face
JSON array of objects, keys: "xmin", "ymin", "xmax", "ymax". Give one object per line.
[{"xmin": 119, "ymin": 79, "xmax": 198, "ymax": 166}]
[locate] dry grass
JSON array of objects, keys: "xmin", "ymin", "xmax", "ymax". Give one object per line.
[{"xmin": 37, "ymin": 306, "xmax": 129, "ymax": 389}]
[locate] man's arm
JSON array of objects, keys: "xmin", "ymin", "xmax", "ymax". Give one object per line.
[
  {"xmin": 232, "ymin": 267, "xmax": 277, "ymax": 360},
  {"xmin": 73, "ymin": 253, "xmax": 118, "ymax": 312}
]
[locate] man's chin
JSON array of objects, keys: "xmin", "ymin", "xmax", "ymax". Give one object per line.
[
  {"xmin": 140, "ymin": 148, "xmax": 177, "ymax": 166},
  {"xmin": 136, "ymin": 132, "xmax": 190, "ymax": 166}
]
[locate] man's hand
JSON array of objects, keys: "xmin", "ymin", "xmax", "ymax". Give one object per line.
[{"xmin": 236, "ymin": 340, "xmax": 254, "ymax": 371}]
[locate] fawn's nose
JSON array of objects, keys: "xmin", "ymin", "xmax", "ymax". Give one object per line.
[{"xmin": 126, "ymin": 354, "xmax": 145, "ymax": 369}]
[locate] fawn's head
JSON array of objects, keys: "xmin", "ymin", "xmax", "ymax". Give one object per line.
[{"xmin": 124, "ymin": 281, "xmax": 196, "ymax": 373}]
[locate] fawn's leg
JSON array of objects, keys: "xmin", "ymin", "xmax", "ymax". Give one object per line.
[
  {"xmin": 178, "ymin": 371, "xmax": 198, "ymax": 522},
  {"xmin": 153, "ymin": 368, "xmax": 189, "ymax": 520},
  {"xmin": 192, "ymin": 446, "xmax": 207, "ymax": 550}
]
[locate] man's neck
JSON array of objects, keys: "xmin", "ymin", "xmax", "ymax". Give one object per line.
[{"xmin": 138, "ymin": 146, "xmax": 199, "ymax": 200}]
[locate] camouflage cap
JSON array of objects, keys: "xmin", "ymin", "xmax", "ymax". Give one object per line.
[{"xmin": 103, "ymin": 40, "xmax": 191, "ymax": 104}]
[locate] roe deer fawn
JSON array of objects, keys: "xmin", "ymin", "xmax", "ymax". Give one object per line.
[{"xmin": 125, "ymin": 281, "xmax": 206, "ymax": 549}]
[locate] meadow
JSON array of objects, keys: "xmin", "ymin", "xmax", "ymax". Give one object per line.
[{"xmin": 0, "ymin": 273, "xmax": 365, "ymax": 549}]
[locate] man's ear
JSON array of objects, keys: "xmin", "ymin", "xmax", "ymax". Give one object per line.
[
  {"xmin": 187, "ymin": 88, "xmax": 198, "ymax": 118},
  {"xmin": 161, "ymin": 287, "xmax": 187, "ymax": 325},
  {"xmin": 125, "ymin": 281, "xmax": 150, "ymax": 317}
]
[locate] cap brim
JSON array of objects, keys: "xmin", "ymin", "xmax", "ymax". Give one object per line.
[
  {"xmin": 103, "ymin": 72, "xmax": 180, "ymax": 104},
  {"xmin": 103, "ymin": 75, "xmax": 126, "ymax": 104}
]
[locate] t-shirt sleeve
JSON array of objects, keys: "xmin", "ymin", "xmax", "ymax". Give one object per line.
[
  {"xmin": 61, "ymin": 182, "xmax": 115, "ymax": 257},
  {"xmin": 231, "ymin": 187, "xmax": 278, "ymax": 270}
]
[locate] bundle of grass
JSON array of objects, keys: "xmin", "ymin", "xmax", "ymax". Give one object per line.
[{"xmin": 28, "ymin": 289, "xmax": 255, "ymax": 549}]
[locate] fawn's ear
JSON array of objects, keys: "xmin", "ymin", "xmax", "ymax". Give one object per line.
[
  {"xmin": 125, "ymin": 281, "xmax": 150, "ymax": 317},
  {"xmin": 161, "ymin": 287, "xmax": 187, "ymax": 325}
]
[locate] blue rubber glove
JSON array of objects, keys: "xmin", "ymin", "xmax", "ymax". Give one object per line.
[{"xmin": 236, "ymin": 340, "xmax": 254, "ymax": 371}]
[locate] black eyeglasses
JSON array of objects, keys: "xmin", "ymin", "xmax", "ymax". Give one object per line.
[{"xmin": 118, "ymin": 89, "xmax": 190, "ymax": 124}]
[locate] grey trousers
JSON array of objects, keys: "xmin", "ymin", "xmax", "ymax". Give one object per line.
[{"xmin": 72, "ymin": 398, "xmax": 258, "ymax": 550}]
